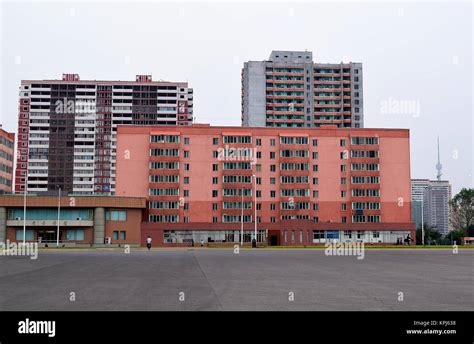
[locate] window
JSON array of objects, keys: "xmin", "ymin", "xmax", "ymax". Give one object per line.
[
  {"xmin": 313, "ymin": 230, "xmax": 324, "ymax": 240},
  {"xmin": 312, "ymin": 139, "xmax": 318, "ymax": 146},
  {"xmin": 212, "ymin": 203, "xmax": 218, "ymax": 211},
  {"xmin": 270, "ymin": 165, "xmax": 276, "ymax": 172},
  {"xmin": 341, "ymin": 165, "xmax": 346, "ymax": 172},
  {"xmin": 270, "ymin": 191, "xmax": 276, "ymax": 198},
  {"xmin": 351, "ymin": 137, "xmax": 379, "ymax": 145},
  {"xmin": 184, "ymin": 190, "xmax": 189, "ymax": 197},
  {"xmin": 66, "ymin": 229, "xmax": 84, "ymax": 241},
  {"xmin": 256, "ymin": 164, "xmax": 261, "ymax": 172},
  {"xmin": 223, "ymin": 136, "xmax": 251, "ymax": 144},
  {"xmin": 270, "ymin": 152, "xmax": 275, "ymax": 159},
  {"xmin": 184, "ymin": 137, "xmax": 190, "ymax": 145},
  {"xmin": 184, "ymin": 163, "xmax": 190, "ymax": 171},
  {"xmin": 107, "ymin": 210, "xmax": 127, "ymax": 221},
  {"xmin": 184, "ymin": 177, "xmax": 189, "ymax": 184},
  {"xmin": 212, "ymin": 190, "xmax": 218, "ymax": 197},
  {"xmin": 212, "ymin": 164, "xmax": 218, "ymax": 171},
  {"xmin": 312, "ymin": 152, "xmax": 318, "ymax": 159},
  {"xmin": 150, "ymin": 135, "xmax": 179, "ymax": 143},
  {"xmin": 270, "ymin": 178, "xmax": 276, "ymax": 184},
  {"xmin": 120, "ymin": 231, "xmax": 126, "ymax": 240},
  {"xmin": 16, "ymin": 229, "xmax": 34, "ymax": 241},
  {"xmin": 280, "ymin": 137, "xmax": 308, "ymax": 145},
  {"xmin": 213, "ymin": 138, "xmax": 219, "ymax": 145},
  {"xmin": 113, "ymin": 231, "xmax": 118, "ymax": 240},
  {"xmin": 340, "ymin": 139, "xmax": 346, "ymax": 147},
  {"xmin": 184, "ymin": 151, "xmax": 189, "ymax": 158},
  {"xmin": 291, "ymin": 230, "xmax": 295, "ymax": 242},
  {"xmin": 341, "ymin": 203, "xmax": 347, "ymax": 210},
  {"xmin": 313, "ymin": 164, "xmax": 318, "ymax": 172},
  {"xmin": 367, "ymin": 215, "xmax": 380, "ymax": 223},
  {"xmin": 256, "ymin": 138, "xmax": 261, "ymax": 146},
  {"xmin": 341, "ymin": 177, "xmax": 346, "ymax": 185},
  {"xmin": 270, "ymin": 138, "xmax": 276, "ymax": 146}
]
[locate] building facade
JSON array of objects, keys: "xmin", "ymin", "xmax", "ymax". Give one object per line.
[
  {"xmin": 15, "ymin": 74, "xmax": 193, "ymax": 195},
  {"xmin": 0, "ymin": 195, "xmax": 146, "ymax": 246},
  {"xmin": 410, "ymin": 179, "xmax": 430, "ymax": 229},
  {"xmin": 411, "ymin": 179, "xmax": 452, "ymax": 235},
  {"xmin": 116, "ymin": 125, "xmax": 414, "ymax": 246},
  {"xmin": 0, "ymin": 127, "xmax": 15, "ymax": 194},
  {"xmin": 241, "ymin": 51, "xmax": 363, "ymax": 128}
]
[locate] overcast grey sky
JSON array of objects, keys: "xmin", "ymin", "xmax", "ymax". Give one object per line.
[{"xmin": 0, "ymin": 1, "xmax": 472, "ymax": 194}]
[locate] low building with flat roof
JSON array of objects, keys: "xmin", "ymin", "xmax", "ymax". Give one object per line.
[{"xmin": 0, "ymin": 195, "xmax": 146, "ymax": 246}]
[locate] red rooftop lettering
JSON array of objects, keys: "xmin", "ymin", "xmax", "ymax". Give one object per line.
[
  {"xmin": 62, "ymin": 74, "xmax": 80, "ymax": 81},
  {"xmin": 136, "ymin": 75, "xmax": 152, "ymax": 82}
]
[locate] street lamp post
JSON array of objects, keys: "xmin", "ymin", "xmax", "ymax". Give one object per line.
[
  {"xmin": 56, "ymin": 187, "xmax": 61, "ymax": 247},
  {"xmin": 252, "ymin": 174, "xmax": 257, "ymax": 244},
  {"xmin": 23, "ymin": 179, "xmax": 27, "ymax": 245},
  {"xmin": 421, "ymin": 198, "xmax": 425, "ymax": 246},
  {"xmin": 240, "ymin": 187, "xmax": 244, "ymax": 246}
]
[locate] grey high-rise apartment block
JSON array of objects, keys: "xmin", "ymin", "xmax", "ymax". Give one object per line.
[
  {"xmin": 241, "ymin": 50, "xmax": 363, "ymax": 128},
  {"xmin": 411, "ymin": 179, "xmax": 430, "ymax": 229},
  {"xmin": 411, "ymin": 179, "xmax": 452, "ymax": 235}
]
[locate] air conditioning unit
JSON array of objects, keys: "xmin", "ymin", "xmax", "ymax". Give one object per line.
[
  {"xmin": 105, "ymin": 237, "xmax": 111, "ymax": 244},
  {"xmin": 15, "ymin": 217, "xmax": 21, "ymax": 220},
  {"xmin": 76, "ymin": 217, "xmax": 82, "ymax": 221}
]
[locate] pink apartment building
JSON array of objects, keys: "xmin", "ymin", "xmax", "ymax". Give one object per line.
[{"xmin": 115, "ymin": 124, "xmax": 415, "ymax": 246}]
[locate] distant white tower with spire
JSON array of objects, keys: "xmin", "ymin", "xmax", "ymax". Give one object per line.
[{"xmin": 436, "ymin": 136, "xmax": 443, "ymax": 181}]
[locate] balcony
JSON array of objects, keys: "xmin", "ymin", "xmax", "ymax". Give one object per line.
[
  {"xmin": 266, "ymin": 71, "xmax": 305, "ymax": 77},
  {"xmin": 266, "ymin": 87, "xmax": 304, "ymax": 92}
]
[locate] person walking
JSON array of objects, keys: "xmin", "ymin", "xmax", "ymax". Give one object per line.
[{"xmin": 146, "ymin": 236, "xmax": 152, "ymax": 251}]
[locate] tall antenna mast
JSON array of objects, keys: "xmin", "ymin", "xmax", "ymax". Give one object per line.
[{"xmin": 436, "ymin": 136, "xmax": 442, "ymax": 181}]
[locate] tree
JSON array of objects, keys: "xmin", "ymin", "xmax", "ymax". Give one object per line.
[
  {"xmin": 416, "ymin": 223, "xmax": 442, "ymax": 245},
  {"xmin": 445, "ymin": 229, "xmax": 467, "ymax": 245},
  {"xmin": 449, "ymin": 188, "xmax": 474, "ymax": 235}
]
